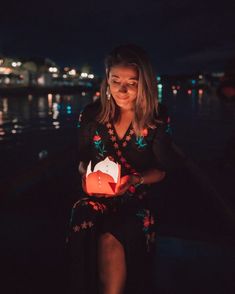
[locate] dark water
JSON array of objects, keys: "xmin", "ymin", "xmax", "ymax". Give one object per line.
[{"xmin": 1, "ymin": 88, "xmax": 235, "ymax": 166}]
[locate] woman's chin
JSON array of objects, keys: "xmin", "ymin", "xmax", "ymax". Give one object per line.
[{"xmin": 115, "ymin": 100, "xmax": 135, "ymax": 110}]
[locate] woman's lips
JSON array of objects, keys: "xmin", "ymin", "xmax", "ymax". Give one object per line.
[{"xmin": 116, "ymin": 95, "xmax": 129, "ymax": 100}]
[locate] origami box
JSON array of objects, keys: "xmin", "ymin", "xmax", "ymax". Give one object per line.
[{"xmin": 86, "ymin": 157, "xmax": 121, "ymax": 195}]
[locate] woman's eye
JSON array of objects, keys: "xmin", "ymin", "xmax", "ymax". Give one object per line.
[
  {"xmin": 128, "ymin": 82, "xmax": 138, "ymax": 87},
  {"xmin": 111, "ymin": 80, "xmax": 119, "ymax": 84}
]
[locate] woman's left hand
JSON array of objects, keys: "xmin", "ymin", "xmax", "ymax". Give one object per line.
[{"xmin": 115, "ymin": 175, "xmax": 135, "ymax": 196}]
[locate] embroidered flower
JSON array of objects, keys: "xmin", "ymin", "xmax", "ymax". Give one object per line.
[
  {"xmin": 120, "ymin": 157, "xmax": 126, "ymax": 163},
  {"xmin": 111, "ymin": 135, "xmax": 117, "ymax": 142},
  {"xmin": 73, "ymin": 225, "xmax": 80, "ymax": 232},
  {"xmin": 72, "ymin": 221, "xmax": 94, "ymax": 233},
  {"xmin": 93, "ymin": 131, "xmax": 107, "ymax": 157},
  {"xmin": 93, "ymin": 135, "xmax": 101, "ymax": 141},
  {"xmin": 113, "ymin": 143, "xmax": 119, "ymax": 149},
  {"xmin": 126, "ymin": 135, "xmax": 131, "ymax": 141},
  {"xmin": 116, "ymin": 150, "xmax": 122, "ymax": 157},
  {"xmin": 88, "ymin": 201, "xmax": 107, "ymax": 213},
  {"xmin": 125, "ymin": 163, "xmax": 131, "ymax": 169},
  {"xmin": 136, "ymin": 209, "xmax": 155, "ymax": 232},
  {"xmin": 122, "ymin": 141, "xmax": 127, "ymax": 147},
  {"xmin": 87, "ymin": 221, "xmax": 94, "ymax": 228},
  {"xmin": 142, "ymin": 128, "xmax": 148, "ymax": 137},
  {"xmin": 81, "ymin": 221, "xmax": 88, "ymax": 229},
  {"xmin": 143, "ymin": 215, "xmax": 155, "ymax": 228},
  {"xmin": 108, "ymin": 129, "xmax": 114, "ymax": 135},
  {"xmin": 166, "ymin": 116, "xmax": 172, "ymax": 134},
  {"xmin": 106, "ymin": 123, "xmax": 112, "ymax": 128},
  {"xmin": 128, "ymin": 185, "xmax": 136, "ymax": 194},
  {"xmin": 136, "ymin": 136, "xmax": 147, "ymax": 149}
]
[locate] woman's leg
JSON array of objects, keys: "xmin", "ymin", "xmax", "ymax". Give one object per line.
[
  {"xmin": 98, "ymin": 233, "xmax": 126, "ymax": 294},
  {"xmin": 67, "ymin": 198, "xmax": 107, "ymax": 294}
]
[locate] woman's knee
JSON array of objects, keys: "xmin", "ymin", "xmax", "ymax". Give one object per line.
[{"xmin": 99, "ymin": 233, "xmax": 122, "ymax": 252}]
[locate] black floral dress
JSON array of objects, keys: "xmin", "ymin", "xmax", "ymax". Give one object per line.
[{"xmin": 67, "ymin": 100, "xmax": 175, "ymax": 294}]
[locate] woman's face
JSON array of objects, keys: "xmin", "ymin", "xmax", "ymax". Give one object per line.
[{"xmin": 108, "ymin": 65, "xmax": 139, "ymax": 110}]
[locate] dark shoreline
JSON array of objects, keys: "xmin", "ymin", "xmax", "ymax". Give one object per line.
[{"xmin": 0, "ymin": 85, "xmax": 99, "ymax": 96}]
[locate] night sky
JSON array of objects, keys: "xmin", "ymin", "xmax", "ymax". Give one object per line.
[{"xmin": 1, "ymin": 0, "xmax": 235, "ymax": 75}]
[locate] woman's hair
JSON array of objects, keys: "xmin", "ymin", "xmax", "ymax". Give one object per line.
[{"xmin": 98, "ymin": 44, "xmax": 159, "ymax": 135}]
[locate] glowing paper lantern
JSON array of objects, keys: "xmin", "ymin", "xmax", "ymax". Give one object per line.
[{"xmin": 86, "ymin": 157, "xmax": 121, "ymax": 195}]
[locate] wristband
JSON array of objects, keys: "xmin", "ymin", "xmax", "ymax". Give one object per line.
[{"xmin": 134, "ymin": 174, "xmax": 144, "ymax": 187}]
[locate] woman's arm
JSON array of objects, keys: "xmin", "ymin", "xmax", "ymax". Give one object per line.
[
  {"xmin": 79, "ymin": 162, "xmax": 166, "ymax": 197},
  {"xmin": 79, "ymin": 161, "xmax": 88, "ymax": 177},
  {"xmin": 136, "ymin": 168, "xmax": 166, "ymax": 185},
  {"xmin": 116, "ymin": 168, "xmax": 166, "ymax": 196}
]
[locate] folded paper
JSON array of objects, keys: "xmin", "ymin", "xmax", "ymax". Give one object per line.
[{"xmin": 86, "ymin": 157, "xmax": 121, "ymax": 195}]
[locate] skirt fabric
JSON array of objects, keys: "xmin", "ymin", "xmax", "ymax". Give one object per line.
[{"xmin": 67, "ymin": 193, "xmax": 156, "ymax": 294}]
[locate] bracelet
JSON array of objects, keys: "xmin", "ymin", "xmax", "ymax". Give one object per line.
[{"xmin": 134, "ymin": 174, "xmax": 144, "ymax": 188}]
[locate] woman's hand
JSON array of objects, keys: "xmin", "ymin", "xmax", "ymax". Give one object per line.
[
  {"xmin": 81, "ymin": 174, "xmax": 136, "ymax": 198},
  {"xmin": 115, "ymin": 175, "xmax": 136, "ymax": 196}
]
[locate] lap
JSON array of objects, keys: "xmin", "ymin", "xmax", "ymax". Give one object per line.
[{"xmin": 69, "ymin": 196, "xmax": 156, "ymax": 252}]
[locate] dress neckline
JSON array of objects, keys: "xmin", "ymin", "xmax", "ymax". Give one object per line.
[{"xmin": 112, "ymin": 122, "xmax": 132, "ymax": 141}]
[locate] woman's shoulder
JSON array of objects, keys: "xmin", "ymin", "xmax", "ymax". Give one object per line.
[
  {"xmin": 155, "ymin": 102, "xmax": 169, "ymax": 124},
  {"xmin": 147, "ymin": 103, "xmax": 171, "ymax": 138},
  {"xmin": 79, "ymin": 99, "xmax": 101, "ymax": 123}
]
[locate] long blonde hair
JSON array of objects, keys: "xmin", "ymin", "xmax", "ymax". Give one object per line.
[{"xmin": 98, "ymin": 44, "xmax": 159, "ymax": 136}]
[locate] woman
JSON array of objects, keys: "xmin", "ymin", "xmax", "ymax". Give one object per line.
[{"xmin": 67, "ymin": 44, "xmax": 176, "ymax": 294}]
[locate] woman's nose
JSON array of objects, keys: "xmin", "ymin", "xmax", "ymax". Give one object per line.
[{"xmin": 118, "ymin": 84, "xmax": 127, "ymax": 93}]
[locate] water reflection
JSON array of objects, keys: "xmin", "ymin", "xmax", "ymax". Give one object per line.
[
  {"xmin": 0, "ymin": 89, "xmax": 235, "ymax": 163},
  {"xmin": 38, "ymin": 96, "xmax": 48, "ymax": 118},
  {"xmin": 0, "ymin": 92, "xmax": 93, "ymax": 140}
]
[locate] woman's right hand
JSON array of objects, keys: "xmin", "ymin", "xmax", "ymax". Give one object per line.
[{"xmin": 81, "ymin": 174, "xmax": 89, "ymax": 195}]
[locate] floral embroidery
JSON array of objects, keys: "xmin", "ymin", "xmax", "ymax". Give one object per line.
[
  {"xmin": 73, "ymin": 225, "xmax": 80, "ymax": 232},
  {"xmin": 72, "ymin": 220, "xmax": 94, "ymax": 233},
  {"xmin": 93, "ymin": 131, "xmax": 107, "ymax": 157},
  {"xmin": 128, "ymin": 185, "xmax": 136, "ymax": 194},
  {"xmin": 120, "ymin": 157, "xmax": 126, "ymax": 163},
  {"xmin": 142, "ymin": 128, "xmax": 148, "ymax": 137},
  {"xmin": 125, "ymin": 163, "xmax": 131, "ymax": 169},
  {"xmin": 136, "ymin": 208, "xmax": 156, "ymax": 252},
  {"xmin": 106, "ymin": 122, "xmax": 137, "ymax": 174},
  {"xmin": 108, "ymin": 129, "xmax": 114, "ymax": 135},
  {"xmin": 135, "ymin": 128, "xmax": 148, "ymax": 149},
  {"xmin": 166, "ymin": 116, "xmax": 172, "ymax": 134},
  {"xmin": 87, "ymin": 200, "xmax": 107, "ymax": 213},
  {"xmin": 135, "ymin": 136, "xmax": 147, "ymax": 149},
  {"xmin": 116, "ymin": 150, "xmax": 122, "ymax": 156}
]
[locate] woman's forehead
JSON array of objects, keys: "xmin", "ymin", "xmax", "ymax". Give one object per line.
[{"xmin": 109, "ymin": 65, "xmax": 139, "ymax": 79}]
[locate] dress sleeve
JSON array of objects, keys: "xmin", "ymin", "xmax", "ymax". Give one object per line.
[
  {"xmin": 77, "ymin": 105, "xmax": 95, "ymax": 163},
  {"xmin": 152, "ymin": 123, "xmax": 183, "ymax": 172}
]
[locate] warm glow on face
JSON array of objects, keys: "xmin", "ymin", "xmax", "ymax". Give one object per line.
[{"xmin": 108, "ymin": 65, "xmax": 139, "ymax": 110}]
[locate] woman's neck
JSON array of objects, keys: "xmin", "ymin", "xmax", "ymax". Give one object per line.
[
  {"xmin": 119, "ymin": 109, "xmax": 134, "ymax": 121},
  {"xmin": 119, "ymin": 107, "xmax": 134, "ymax": 115}
]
